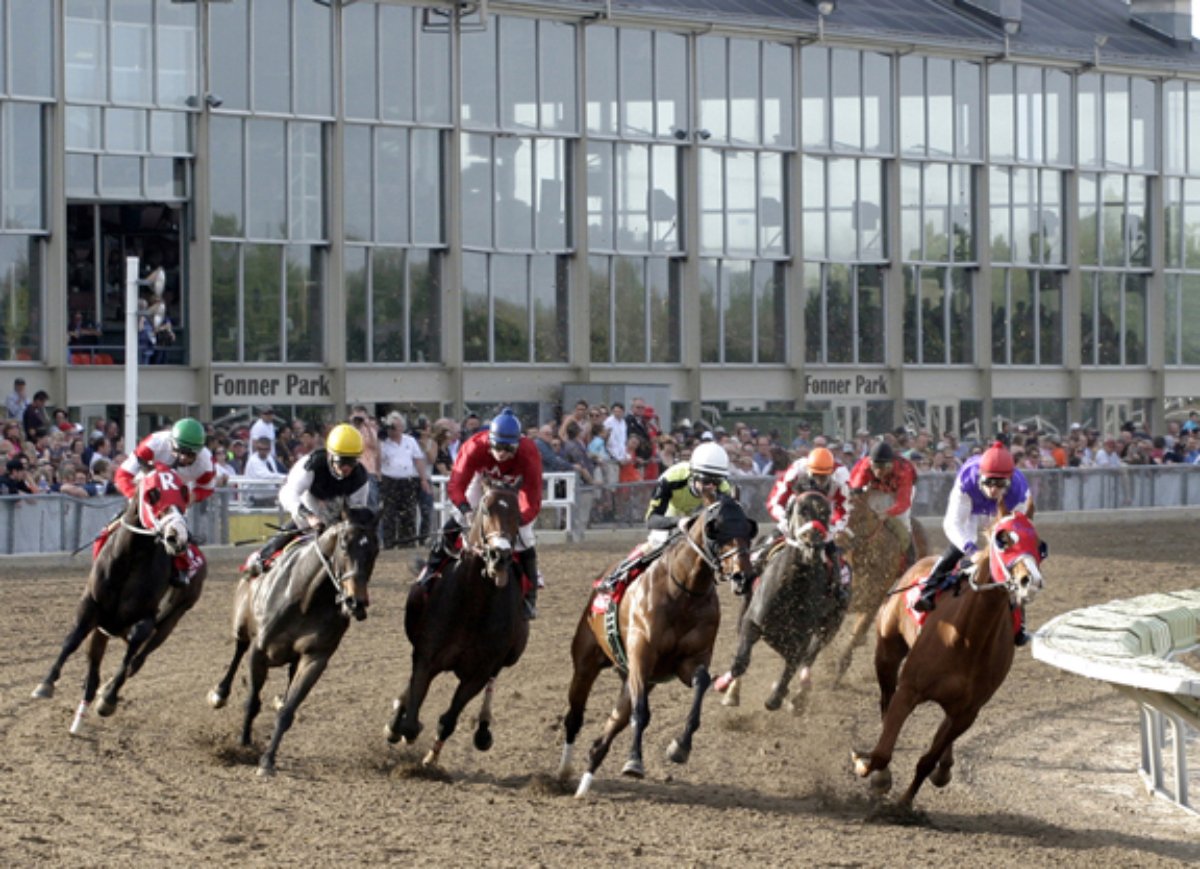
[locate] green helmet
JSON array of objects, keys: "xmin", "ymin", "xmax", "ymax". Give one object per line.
[{"xmin": 170, "ymin": 418, "xmax": 205, "ymax": 452}]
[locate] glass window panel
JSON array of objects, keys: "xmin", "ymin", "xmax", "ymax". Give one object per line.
[
  {"xmin": 112, "ymin": 18, "xmax": 153, "ymax": 104},
  {"xmin": 1045, "ymin": 69, "xmax": 1071, "ymax": 165},
  {"xmin": 1164, "ymin": 82, "xmax": 1185, "ymax": 175},
  {"xmin": 541, "ymin": 21, "xmax": 577, "ymax": 133},
  {"xmin": 10, "ymin": 0, "xmax": 53, "ymax": 98},
  {"xmin": 991, "ymin": 268, "xmax": 1008, "ymax": 364},
  {"xmin": 1015, "ymin": 66, "xmax": 1042, "ymax": 164},
  {"xmin": 697, "ymin": 37, "xmax": 727, "ymax": 143},
  {"xmin": 105, "ymin": 108, "xmax": 147, "ymax": 153},
  {"xmin": 858, "ymin": 264, "xmax": 884, "ymax": 364},
  {"xmin": 247, "ymin": 120, "xmax": 286, "ymax": 240},
  {"xmin": 648, "ymin": 257, "xmax": 677, "ymax": 363},
  {"xmin": 950, "ymin": 163, "xmax": 973, "ymax": 262},
  {"xmin": 496, "ymin": 137, "xmax": 533, "ymax": 250},
  {"xmin": 461, "ymin": 27, "xmax": 497, "ymax": 128},
  {"xmin": 210, "ymin": 117, "xmax": 243, "ymax": 237},
  {"xmin": 532, "ymin": 254, "xmax": 566, "ymax": 363},
  {"xmin": 208, "ymin": 0, "xmax": 248, "ymax": 111},
  {"xmin": 379, "ymin": 4, "xmax": 413, "ymax": 122},
  {"xmin": 988, "ymin": 64, "xmax": 1014, "ymax": 162},
  {"xmin": 1181, "ymin": 274, "xmax": 1200, "ymax": 365},
  {"xmin": 726, "ymin": 151, "xmax": 756, "ymax": 254},
  {"xmin": 801, "ymin": 47, "xmax": 828, "ymax": 150},
  {"xmin": 344, "ymin": 246, "xmax": 368, "ymax": 362},
  {"xmin": 656, "ymin": 32, "xmax": 688, "ymax": 139},
  {"xmin": 155, "ymin": 7, "xmax": 196, "ymax": 109},
  {"xmin": 898, "ymin": 55, "xmax": 924, "ymax": 156},
  {"xmin": 1077, "ymin": 74, "xmax": 1101, "ymax": 168},
  {"xmin": 587, "ymin": 144, "xmax": 613, "ymax": 250},
  {"xmin": 723, "ymin": 260, "xmax": 753, "ymax": 363},
  {"xmin": 99, "ymin": 155, "xmax": 141, "ymax": 197},
  {"xmin": 1184, "ymin": 179, "xmax": 1200, "ymax": 270},
  {"xmin": 502, "ymin": 17, "xmax": 538, "ymax": 131},
  {"xmin": 827, "ymin": 159, "xmax": 856, "ymax": 260},
  {"xmin": 614, "ymin": 255, "xmax": 646, "ymax": 363},
  {"xmin": 461, "ymin": 134, "xmax": 493, "ymax": 248},
  {"xmin": 1097, "ymin": 271, "xmax": 1120, "ymax": 365},
  {"xmin": 831, "ymin": 49, "xmax": 861, "ymax": 152},
  {"xmin": 955, "ymin": 61, "xmax": 981, "ymax": 160},
  {"xmin": 586, "ymin": 27, "xmax": 617, "ymax": 136},
  {"xmin": 409, "ymin": 249, "xmax": 440, "ymax": 363},
  {"xmin": 3, "ymin": 103, "xmax": 43, "ymax": 230},
  {"xmin": 144, "ymin": 157, "xmax": 181, "ymax": 198},
  {"xmin": 1190, "ymin": 85, "xmax": 1200, "ymax": 176},
  {"xmin": 1080, "ymin": 274, "xmax": 1095, "ymax": 364},
  {"xmin": 949, "ymin": 267, "xmax": 973, "ymax": 364},
  {"xmin": 698, "ymin": 148, "xmax": 723, "ymax": 254},
  {"xmin": 243, "ymin": 243, "xmax": 282, "ymax": 362},
  {"xmin": 903, "ymin": 266, "xmax": 919, "ymax": 363},
  {"xmin": 211, "ymin": 242, "xmax": 239, "ymax": 360},
  {"xmin": 66, "ymin": 154, "xmax": 96, "ymax": 198},
  {"xmin": 1125, "ymin": 274, "xmax": 1146, "ymax": 365},
  {"xmin": 1012, "ymin": 168, "xmax": 1035, "ymax": 263},
  {"xmin": 920, "ymin": 268, "xmax": 946, "ymax": 364},
  {"xmin": 927, "ymin": 58, "xmax": 953, "ymax": 158},
  {"xmin": 650, "ymin": 145, "xmax": 679, "ymax": 253},
  {"xmin": 377, "ymin": 128, "xmax": 410, "ymax": 244},
  {"xmin": 535, "ymin": 138, "xmax": 567, "ymax": 250},
  {"xmin": 371, "ymin": 247, "xmax": 405, "ymax": 362},
  {"xmin": 416, "ymin": 23, "xmax": 451, "ymax": 124},
  {"xmin": 403, "ymin": 131, "xmax": 439, "ymax": 246},
  {"xmin": 589, "ymin": 256, "xmax": 611, "ymax": 362},
  {"xmin": 827, "ymin": 263, "xmax": 852, "ymax": 364},
  {"xmin": 1165, "ymin": 179, "xmax": 1182, "ymax": 269},
  {"xmin": 924, "ymin": 164, "xmax": 950, "ymax": 263},
  {"xmin": 863, "ymin": 52, "xmax": 891, "ymax": 154},
  {"xmin": 700, "ymin": 258, "xmax": 719, "ymax": 363},
  {"xmin": 294, "ymin": 0, "xmax": 332, "ymax": 116},
  {"xmin": 462, "ymin": 252, "xmax": 488, "ymax": 362},
  {"xmin": 1104, "ymin": 76, "xmax": 1130, "ymax": 169},
  {"xmin": 1040, "ymin": 170, "xmax": 1063, "ymax": 265},
  {"xmin": 754, "ymin": 262, "xmax": 783, "ymax": 364},
  {"xmin": 150, "ymin": 111, "xmax": 190, "ymax": 155},
  {"xmin": 65, "ymin": 4, "xmax": 107, "ymax": 102},
  {"xmin": 493, "ymin": 255, "xmax": 529, "ymax": 362},
  {"xmin": 763, "ymin": 42, "xmax": 793, "ymax": 148},
  {"xmin": 252, "ymin": 0, "xmax": 290, "ymax": 114},
  {"xmin": 285, "ymin": 245, "xmax": 322, "ymax": 361},
  {"xmin": 1101, "ymin": 174, "xmax": 1125, "ymax": 267},
  {"xmin": 1038, "ymin": 270, "xmax": 1063, "ymax": 365},
  {"xmin": 621, "ymin": 28, "xmax": 653, "ymax": 137},
  {"xmin": 802, "ymin": 156, "xmax": 826, "ymax": 260},
  {"xmin": 728, "ymin": 39, "xmax": 760, "ymax": 147},
  {"xmin": 1167, "ymin": 274, "xmax": 1180, "ymax": 364},
  {"xmin": 66, "ymin": 106, "xmax": 101, "ymax": 151},
  {"xmin": 1078, "ymin": 173, "xmax": 1098, "ymax": 266},
  {"xmin": 1010, "ymin": 267, "xmax": 1034, "ymax": 364},
  {"xmin": 343, "ymin": 127, "xmax": 371, "ymax": 243},
  {"xmin": 1130, "ymin": 77, "xmax": 1155, "ymax": 172},
  {"xmin": 901, "ymin": 162, "xmax": 922, "ymax": 260},
  {"xmin": 0, "ymin": 236, "xmax": 39, "ymax": 360},
  {"xmin": 288, "ymin": 124, "xmax": 323, "ymax": 240},
  {"xmin": 760, "ymin": 153, "xmax": 785, "ymax": 257},
  {"xmin": 342, "ymin": 2, "xmax": 377, "ymax": 119},
  {"xmin": 860, "ymin": 159, "xmax": 884, "ymax": 260},
  {"xmin": 615, "ymin": 141, "xmax": 650, "ymax": 251},
  {"xmin": 1128, "ymin": 175, "xmax": 1148, "ymax": 268},
  {"xmin": 803, "ymin": 262, "xmax": 823, "ymax": 363}
]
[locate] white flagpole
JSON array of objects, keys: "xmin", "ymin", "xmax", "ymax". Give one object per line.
[{"xmin": 125, "ymin": 257, "xmax": 140, "ymax": 446}]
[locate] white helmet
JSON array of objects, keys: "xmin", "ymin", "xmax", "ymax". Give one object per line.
[{"xmin": 689, "ymin": 442, "xmax": 730, "ymax": 479}]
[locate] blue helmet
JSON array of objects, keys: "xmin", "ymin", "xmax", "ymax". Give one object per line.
[{"xmin": 488, "ymin": 408, "xmax": 522, "ymax": 447}]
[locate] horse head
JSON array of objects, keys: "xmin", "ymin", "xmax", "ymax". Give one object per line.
[
  {"xmin": 467, "ymin": 481, "xmax": 521, "ymax": 586},
  {"xmin": 987, "ymin": 505, "xmax": 1046, "ymax": 609},
  {"xmin": 696, "ymin": 496, "xmax": 758, "ymax": 587},
  {"xmin": 319, "ymin": 505, "xmax": 380, "ymax": 621},
  {"xmin": 137, "ymin": 465, "xmax": 190, "ymax": 556},
  {"xmin": 785, "ymin": 490, "xmax": 833, "ymax": 558}
]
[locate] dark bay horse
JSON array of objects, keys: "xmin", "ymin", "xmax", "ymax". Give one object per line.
[
  {"xmin": 560, "ymin": 495, "xmax": 756, "ymax": 798},
  {"xmin": 833, "ymin": 491, "xmax": 929, "ymax": 683},
  {"xmin": 714, "ymin": 490, "xmax": 849, "ymax": 713},
  {"xmin": 208, "ymin": 505, "xmax": 378, "ymax": 776},
  {"xmin": 851, "ymin": 504, "xmax": 1045, "ymax": 807},
  {"xmin": 32, "ymin": 466, "xmax": 204, "ymax": 734},
  {"xmin": 386, "ymin": 481, "xmax": 529, "ymax": 768}
]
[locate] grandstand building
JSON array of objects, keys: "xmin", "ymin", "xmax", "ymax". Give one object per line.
[{"xmin": 0, "ymin": 0, "xmax": 1197, "ymax": 437}]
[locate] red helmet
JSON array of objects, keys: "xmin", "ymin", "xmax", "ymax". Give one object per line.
[{"xmin": 980, "ymin": 441, "xmax": 1015, "ymax": 478}]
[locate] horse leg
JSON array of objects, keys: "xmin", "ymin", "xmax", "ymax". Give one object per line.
[
  {"xmin": 240, "ymin": 647, "xmax": 269, "ymax": 748},
  {"xmin": 851, "ymin": 683, "xmax": 921, "ymax": 796},
  {"xmin": 424, "ymin": 673, "xmax": 491, "ymax": 767},
  {"xmin": 208, "ymin": 638, "xmax": 250, "ymax": 709},
  {"xmin": 765, "ymin": 659, "xmax": 799, "ymax": 712},
  {"xmin": 901, "ymin": 710, "xmax": 978, "ymax": 807},
  {"xmin": 874, "ymin": 631, "xmax": 909, "ymax": 719},
  {"xmin": 930, "ymin": 732, "xmax": 955, "ymax": 789},
  {"xmin": 387, "ymin": 657, "xmax": 433, "ymax": 745},
  {"xmin": 559, "ymin": 634, "xmax": 608, "ymax": 780},
  {"xmin": 832, "ymin": 612, "xmax": 871, "ymax": 687},
  {"xmin": 473, "ymin": 678, "xmax": 496, "ymax": 752},
  {"xmin": 716, "ymin": 619, "xmax": 761, "ymax": 708},
  {"xmin": 575, "ymin": 680, "xmax": 633, "ymax": 799},
  {"xmin": 258, "ymin": 654, "xmax": 329, "ymax": 777},
  {"xmin": 97, "ymin": 616, "xmax": 156, "ymax": 716},
  {"xmin": 33, "ymin": 595, "xmax": 99, "ymax": 700},
  {"xmin": 128, "ymin": 589, "xmax": 199, "ymax": 678},
  {"xmin": 666, "ymin": 664, "xmax": 712, "ymax": 765},
  {"xmin": 69, "ymin": 629, "xmax": 108, "ymax": 736},
  {"xmin": 622, "ymin": 675, "xmax": 653, "ymax": 779}
]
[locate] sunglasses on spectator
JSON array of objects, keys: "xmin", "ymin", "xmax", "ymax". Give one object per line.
[{"xmin": 981, "ymin": 477, "xmax": 1010, "ymax": 490}]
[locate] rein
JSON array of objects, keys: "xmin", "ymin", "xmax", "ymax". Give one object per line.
[{"xmin": 309, "ymin": 528, "xmax": 354, "ymax": 604}]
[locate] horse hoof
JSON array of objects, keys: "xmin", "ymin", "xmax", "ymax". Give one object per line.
[
  {"xmin": 384, "ymin": 724, "xmax": 401, "ymax": 744},
  {"xmin": 869, "ymin": 768, "xmax": 892, "ymax": 795},
  {"xmin": 421, "ymin": 749, "xmax": 441, "ymax": 768},
  {"xmin": 208, "ymin": 689, "xmax": 227, "ymax": 710},
  {"xmin": 666, "ymin": 739, "xmax": 690, "ymax": 765},
  {"xmin": 256, "ymin": 762, "xmax": 275, "ymax": 778},
  {"xmin": 763, "ymin": 693, "xmax": 784, "ymax": 712},
  {"xmin": 473, "ymin": 726, "xmax": 493, "ymax": 752},
  {"xmin": 851, "ymin": 751, "xmax": 871, "ymax": 778},
  {"xmin": 574, "ymin": 772, "xmax": 594, "ymax": 799},
  {"xmin": 31, "ymin": 683, "xmax": 54, "ymax": 700},
  {"xmin": 787, "ymin": 695, "xmax": 809, "ymax": 717},
  {"xmin": 930, "ymin": 765, "xmax": 953, "ymax": 788},
  {"xmin": 621, "ymin": 759, "xmax": 645, "ymax": 779},
  {"xmin": 720, "ymin": 691, "xmax": 740, "ymax": 708},
  {"xmin": 95, "ymin": 696, "xmax": 117, "ymax": 718}
]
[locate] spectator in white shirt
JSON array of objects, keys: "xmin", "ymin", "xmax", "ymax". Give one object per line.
[
  {"xmin": 249, "ymin": 405, "xmax": 277, "ymax": 446},
  {"xmin": 245, "ymin": 437, "xmax": 286, "ymax": 481},
  {"xmin": 1093, "ymin": 436, "xmax": 1123, "ymax": 468},
  {"xmin": 604, "ymin": 402, "xmax": 628, "ymax": 463},
  {"xmin": 379, "ymin": 411, "xmax": 429, "ymax": 549}
]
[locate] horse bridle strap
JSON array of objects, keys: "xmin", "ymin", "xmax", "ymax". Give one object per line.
[{"xmin": 311, "ymin": 529, "xmax": 352, "ymax": 603}]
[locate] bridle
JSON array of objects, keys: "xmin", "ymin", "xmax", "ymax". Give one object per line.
[
  {"xmin": 672, "ymin": 501, "xmax": 752, "ymax": 594},
  {"xmin": 122, "ymin": 474, "xmax": 189, "ymax": 556},
  {"xmin": 785, "ymin": 491, "xmax": 832, "ymax": 552},
  {"xmin": 310, "ymin": 519, "xmax": 372, "ymax": 618},
  {"xmin": 970, "ymin": 518, "xmax": 1044, "ymax": 606},
  {"xmin": 465, "ymin": 489, "xmax": 519, "ymax": 583}
]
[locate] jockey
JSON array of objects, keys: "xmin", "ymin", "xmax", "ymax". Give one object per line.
[
  {"xmin": 913, "ymin": 441, "xmax": 1033, "ymax": 645},
  {"xmin": 112, "ymin": 417, "xmax": 215, "ymax": 587},
  {"xmin": 847, "ymin": 440, "xmax": 918, "ymax": 560},
  {"xmin": 416, "ymin": 408, "xmax": 543, "ymax": 619},
  {"xmin": 246, "ymin": 423, "xmax": 371, "ymax": 576}
]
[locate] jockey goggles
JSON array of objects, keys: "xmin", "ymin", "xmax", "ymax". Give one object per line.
[
  {"xmin": 980, "ymin": 476, "xmax": 1010, "ymax": 491},
  {"xmin": 331, "ymin": 454, "xmax": 358, "ymax": 468},
  {"xmin": 490, "ymin": 442, "xmax": 517, "ymax": 455},
  {"xmin": 691, "ymin": 472, "xmax": 723, "ymax": 487}
]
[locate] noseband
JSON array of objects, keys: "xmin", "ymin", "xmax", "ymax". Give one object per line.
[
  {"xmin": 123, "ymin": 484, "xmax": 189, "ymax": 555},
  {"xmin": 311, "ymin": 524, "xmax": 367, "ymax": 613},
  {"xmin": 786, "ymin": 492, "xmax": 831, "ymax": 550}
]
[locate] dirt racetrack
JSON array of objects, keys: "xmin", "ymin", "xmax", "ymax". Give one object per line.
[{"xmin": 1, "ymin": 517, "xmax": 1198, "ymax": 867}]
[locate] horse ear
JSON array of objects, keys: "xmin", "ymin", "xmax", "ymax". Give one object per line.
[
  {"xmin": 748, "ymin": 519, "xmax": 759, "ymax": 540},
  {"xmin": 1038, "ymin": 540, "xmax": 1048, "ymax": 562}
]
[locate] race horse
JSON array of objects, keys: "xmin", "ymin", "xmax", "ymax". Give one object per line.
[
  {"xmin": 207, "ymin": 505, "xmax": 379, "ymax": 776},
  {"xmin": 851, "ymin": 503, "xmax": 1046, "ymax": 807},
  {"xmin": 832, "ymin": 490, "xmax": 929, "ymax": 684},
  {"xmin": 714, "ymin": 490, "xmax": 849, "ymax": 714},
  {"xmin": 386, "ymin": 480, "xmax": 529, "ymax": 768},
  {"xmin": 559, "ymin": 495, "xmax": 757, "ymax": 798},
  {"xmin": 32, "ymin": 465, "xmax": 205, "ymax": 734}
]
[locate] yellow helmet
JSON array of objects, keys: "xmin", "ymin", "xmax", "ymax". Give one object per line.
[
  {"xmin": 326, "ymin": 423, "xmax": 364, "ymax": 458},
  {"xmin": 808, "ymin": 447, "xmax": 835, "ymax": 475}
]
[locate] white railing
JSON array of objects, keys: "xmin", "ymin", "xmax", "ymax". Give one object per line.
[
  {"xmin": 429, "ymin": 472, "xmax": 578, "ymax": 538},
  {"xmin": 1033, "ymin": 590, "xmax": 1200, "ymax": 815}
]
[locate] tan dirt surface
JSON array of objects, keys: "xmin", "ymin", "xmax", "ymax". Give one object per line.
[{"xmin": 1, "ymin": 519, "xmax": 1198, "ymax": 867}]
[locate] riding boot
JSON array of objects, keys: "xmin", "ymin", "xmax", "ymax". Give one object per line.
[
  {"xmin": 914, "ymin": 544, "xmax": 963, "ymax": 613},
  {"xmin": 247, "ymin": 527, "xmax": 296, "ymax": 577},
  {"xmin": 517, "ymin": 548, "xmax": 539, "ymax": 620},
  {"xmin": 416, "ymin": 518, "xmax": 461, "ymax": 586},
  {"xmin": 168, "ymin": 568, "xmax": 188, "ymax": 589},
  {"xmin": 1014, "ymin": 606, "xmax": 1030, "ymax": 646}
]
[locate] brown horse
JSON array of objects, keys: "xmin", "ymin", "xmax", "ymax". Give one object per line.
[
  {"xmin": 386, "ymin": 480, "xmax": 529, "ymax": 768},
  {"xmin": 559, "ymin": 495, "xmax": 756, "ymax": 798},
  {"xmin": 832, "ymin": 491, "xmax": 928, "ymax": 683},
  {"xmin": 208, "ymin": 505, "xmax": 379, "ymax": 776},
  {"xmin": 32, "ymin": 466, "xmax": 204, "ymax": 734},
  {"xmin": 851, "ymin": 503, "xmax": 1045, "ymax": 807}
]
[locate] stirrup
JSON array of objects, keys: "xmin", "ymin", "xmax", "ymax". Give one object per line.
[
  {"xmin": 913, "ymin": 585, "xmax": 937, "ymax": 613},
  {"xmin": 1014, "ymin": 627, "xmax": 1031, "ymax": 647}
]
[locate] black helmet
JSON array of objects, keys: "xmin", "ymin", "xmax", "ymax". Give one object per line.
[{"xmin": 869, "ymin": 441, "xmax": 895, "ymax": 463}]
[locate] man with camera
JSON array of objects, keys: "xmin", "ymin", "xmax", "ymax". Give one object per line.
[{"xmin": 349, "ymin": 405, "xmax": 381, "ymax": 510}]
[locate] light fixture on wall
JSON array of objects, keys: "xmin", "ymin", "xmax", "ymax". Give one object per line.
[
  {"xmin": 1090, "ymin": 34, "xmax": 1109, "ymax": 69},
  {"xmin": 205, "ymin": 93, "xmax": 224, "ymax": 109}
]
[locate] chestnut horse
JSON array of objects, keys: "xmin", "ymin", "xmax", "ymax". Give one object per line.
[
  {"xmin": 386, "ymin": 481, "xmax": 529, "ymax": 768},
  {"xmin": 559, "ymin": 495, "xmax": 756, "ymax": 798},
  {"xmin": 851, "ymin": 503, "xmax": 1045, "ymax": 807},
  {"xmin": 832, "ymin": 491, "xmax": 928, "ymax": 684},
  {"xmin": 714, "ymin": 490, "xmax": 848, "ymax": 714},
  {"xmin": 207, "ymin": 505, "xmax": 379, "ymax": 776},
  {"xmin": 32, "ymin": 466, "xmax": 204, "ymax": 735}
]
